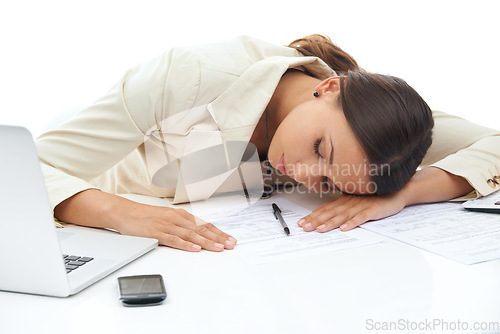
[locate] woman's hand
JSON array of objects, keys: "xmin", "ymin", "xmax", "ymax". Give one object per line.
[
  {"xmin": 54, "ymin": 189, "xmax": 237, "ymax": 252},
  {"xmin": 298, "ymin": 191, "xmax": 407, "ymax": 232},
  {"xmin": 116, "ymin": 204, "xmax": 237, "ymax": 252},
  {"xmin": 297, "ymin": 167, "xmax": 475, "ymax": 233}
]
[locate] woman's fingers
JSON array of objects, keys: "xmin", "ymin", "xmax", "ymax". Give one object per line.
[
  {"xmin": 316, "ymin": 205, "xmax": 369, "ymax": 232},
  {"xmin": 174, "ymin": 209, "xmax": 237, "ymax": 249},
  {"xmin": 337, "ymin": 209, "xmax": 373, "ymax": 231},
  {"xmin": 298, "ymin": 196, "xmax": 358, "ymax": 231},
  {"xmin": 303, "ymin": 202, "xmax": 367, "ymax": 232},
  {"xmin": 159, "ymin": 225, "xmax": 227, "ymax": 252},
  {"xmin": 130, "ymin": 206, "xmax": 237, "ymax": 252},
  {"xmin": 297, "ymin": 193, "xmax": 406, "ymax": 233},
  {"xmin": 100, "ymin": 196, "xmax": 237, "ymax": 253},
  {"xmin": 153, "ymin": 232, "xmax": 205, "ymax": 252}
]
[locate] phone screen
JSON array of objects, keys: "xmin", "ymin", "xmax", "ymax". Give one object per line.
[
  {"xmin": 118, "ymin": 274, "xmax": 166, "ymax": 306},
  {"xmin": 119, "ymin": 275, "xmax": 164, "ymax": 296}
]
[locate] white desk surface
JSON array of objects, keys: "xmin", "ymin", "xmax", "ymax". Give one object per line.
[{"xmin": 1, "ymin": 188, "xmax": 500, "ymax": 334}]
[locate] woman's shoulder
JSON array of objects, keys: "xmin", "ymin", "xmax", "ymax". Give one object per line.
[{"xmin": 175, "ymin": 36, "xmax": 299, "ymax": 76}]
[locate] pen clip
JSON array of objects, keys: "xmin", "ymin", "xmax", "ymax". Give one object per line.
[{"xmin": 272, "ymin": 203, "xmax": 281, "ymax": 220}]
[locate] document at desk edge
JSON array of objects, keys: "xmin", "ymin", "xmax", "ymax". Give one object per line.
[{"xmin": 360, "ymin": 201, "xmax": 500, "ymax": 265}]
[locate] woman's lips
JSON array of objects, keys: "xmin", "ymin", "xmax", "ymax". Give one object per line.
[{"xmin": 277, "ymin": 154, "xmax": 286, "ymax": 175}]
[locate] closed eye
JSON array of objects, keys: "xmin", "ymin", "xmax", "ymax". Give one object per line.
[{"xmin": 314, "ymin": 139, "xmax": 322, "ymax": 158}]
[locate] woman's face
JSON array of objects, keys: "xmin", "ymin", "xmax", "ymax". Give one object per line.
[{"xmin": 268, "ymin": 81, "xmax": 376, "ymax": 195}]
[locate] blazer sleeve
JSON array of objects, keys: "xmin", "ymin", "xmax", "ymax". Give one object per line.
[
  {"xmin": 421, "ymin": 110, "xmax": 500, "ymax": 197},
  {"xmin": 37, "ymin": 48, "xmax": 201, "ymax": 211}
]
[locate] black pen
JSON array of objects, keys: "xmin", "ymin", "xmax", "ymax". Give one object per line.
[{"xmin": 272, "ymin": 203, "xmax": 290, "ymax": 236}]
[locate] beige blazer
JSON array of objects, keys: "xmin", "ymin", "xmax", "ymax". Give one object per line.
[{"xmin": 36, "ymin": 36, "xmax": 500, "ymax": 212}]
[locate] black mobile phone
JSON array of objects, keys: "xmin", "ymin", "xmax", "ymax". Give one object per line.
[{"xmin": 117, "ymin": 274, "xmax": 167, "ymax": 307}]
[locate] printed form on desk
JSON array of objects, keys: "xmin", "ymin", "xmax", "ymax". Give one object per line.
[
  {"xmin": 361, "ymin": 201, "xmax": 500, "ymax": 265},
  {"xmin": 196, "ymin": 198, "xmax": 383, "ymax": 265}
]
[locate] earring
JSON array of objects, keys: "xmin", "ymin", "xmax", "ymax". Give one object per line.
[{"xmin": 313, "ymin": 91, "xmax": 319, "ymax": 97}]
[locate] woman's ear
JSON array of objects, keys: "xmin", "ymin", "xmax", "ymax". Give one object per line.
[{"xmin": 314, "ymin": 77, "xmax": 341, "ymax": 96}]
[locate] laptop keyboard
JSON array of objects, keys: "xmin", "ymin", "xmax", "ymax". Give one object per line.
[{"xmin": 63, "ymin": 254, "xmax": 94, "ymax": 273}]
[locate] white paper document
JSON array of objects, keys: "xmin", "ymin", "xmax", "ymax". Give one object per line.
[
  {"xmin": 361, "ymin": 202, "xmax": 500, "ymax": 265},
  {"xmin": 199, "ymin": 198, "xmax": 383, "ymax": 264}
]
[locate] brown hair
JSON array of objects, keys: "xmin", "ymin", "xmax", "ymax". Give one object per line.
[
  {"xmin": 289, "ymin": 35, "xmax": 434, "ymax": 195},
  {"xmin": 288, "ymin": 34, "xmax": 359, "ymax": 74},
  {"xmin": 339, "ymin": 71, "xmax": 434, "ymax": 194}
]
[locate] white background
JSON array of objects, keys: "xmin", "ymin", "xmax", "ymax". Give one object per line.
[{"xmin": 1, "ymin": 0, "xmax": 499, "ymax": 137}]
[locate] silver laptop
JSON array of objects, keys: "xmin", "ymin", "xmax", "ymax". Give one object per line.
[{"xmin": 0, "ymin": 125, "xmax": 158, "ymax": 297}]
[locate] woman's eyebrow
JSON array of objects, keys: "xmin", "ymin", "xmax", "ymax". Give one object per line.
[{"xmin": 328, "ymin": 140, "xmax": 334, "ymax": 168}]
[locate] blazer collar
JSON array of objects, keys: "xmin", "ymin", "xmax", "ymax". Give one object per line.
[{"xmin": 207, "ymin": 55, "xmax": 335, "ymax": 142}]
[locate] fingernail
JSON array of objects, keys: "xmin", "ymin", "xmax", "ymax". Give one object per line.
[
  {"xmin": 340, "ymin": 224, "xmax": 348, "ymax": 231},
  {"xmin": 192, "ymin": 244, "xmax": 201, "ymax": 251},
  {"xmin": 317, "ymin": 224, "xmax": 326, "ymax": 230},
  {"xmin": 215, "ymin": 243, "xmax": 225, "ymax": 249},
  {"xmin": 225, "ymin": 239, "xmax": 235, "ymax": 247},
  {"xmin": 304, "ymin": 222, "xmax": 312, "ymax": 229},
  {"xmin": 228, "ymin": 236, "xmax": 237, "ymax": 243},
  {"xmin": 297, "ymin": 219, "xmax": 305, "ymax": 227}
]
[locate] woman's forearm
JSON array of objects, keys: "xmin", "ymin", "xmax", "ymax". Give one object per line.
[
  {"xmin": 53, "ymin": 189, "xmax": 237, "ymax": 252},
  {"xmin": 299, "ymin": 166, "xmax": 476, "ymax": 233},
  {"xmin": 54, "ymin": 189, "xmax": 134, "ymax": 231},
  {"xmin": 401, "ymin": 166, "xmax": 474, "ymax": 206}
]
